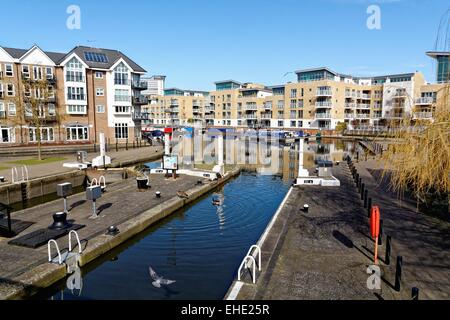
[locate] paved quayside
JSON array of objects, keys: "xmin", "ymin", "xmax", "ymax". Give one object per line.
[{"xmin": 227, "ymin": 162, "xmax": 450, "ymax": 300}]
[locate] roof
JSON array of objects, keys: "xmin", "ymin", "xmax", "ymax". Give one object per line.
[
  {"xmin": 64, "ymin": 46, "xmax": 146, "ymax": 73},
  {"xmin": 214, "ymin": 80, "xmax": 242, "ymax": 85},
  {"xmin": 1, "ymin": 45, "xmax": 146, "ymax": 73},
  {"xmin": 426, "ymin": 51, "xmax": 450, "ymax": 58},
  {"xmin": 295, "ymin": 67, "xmax": 339, "ymax": 76},
  {"xmin": 2, "ymin": 47, "xmax": 67, "ymax": 64}
]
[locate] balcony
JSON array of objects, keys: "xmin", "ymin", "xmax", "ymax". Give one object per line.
[
  {"xmin": 315, "ymin": 112, "xmax": 332, "ymax": 119},
  {"xmin": 260, "ymin": 113, "xmax": 272, "ymax": 119},
  {"xmin": 316, "ymin": 88, "xmax": 333, "ymax": 97},
  {"xmin": 413, "ymin": 112, "xmax": 433, "ymax": 119},
  {"xmin": 205, "ymin": 114, "xmax": 215, "ymax": 119},
  {"xmin": 131, "ymin": 81, "xmax": 147, "ymax": 90},
  {"xmin": 345, "ymin": 91, "xmax": 356, "ymax": 98},
  {"xmin": 132, "ymin": 95, "xmax": 149, "ymax": 105},
  {"xmin": 355, "ymin": 113, "xmax": 370, "ymax": 119},
  {"xmin": 358, "ymin": 93, "xmax": 371, "ymax": 100},
  {"xmin": 393, "ymin": 91, "xmax": 407, "ymax": 98},
  {"xmin": 263, "ymin": 103, "xmax": 272, "ymax": 110},
  {"xmin": 170, "ymin": 101, "xmax": 179, "ymax": 107},
  {"xmin": 205, "ymin": 106, "xmax": 215, "ymax": 112},
  {"xmin": 244, "ymin": 114, "xmax": 257, "ymax": 119},
  {"xmin": 133, "ymin": 112, "xmax": 150, "ymax": 121},
  {"xmin": 356, "ymin": 104, "xmax": 371, "ymax": 110},
  {"xmin": 415, "ymin": 97, "xmax": 434, "ymax": 105},
  {"xmin": 192, "ymin": 101, "xmax": 201, "ymax": 107},
  {"xmin": 114, "ymin": 79, "xmax": 130, "ymax": 86},
  {"xmin": 345, "ymin": 103, "xmax": 356, "ymax": 109},
  {"xmin": 244, "ymin": 104, "xmax": 258, "ymax": 111},
  {"xmin": 170, "ymin": 108, "xmax": 179, "ymax": 113},
  {"xmin": 315, "ymin": 101, "xmax": 333, "ymax": 108},
  {"xmin": 344, "ymin": 113, "xmax": 354, "ymax": 119},
  {"xmin": 385, "ymin": 113, "xmax": 404, "ymax": 119}
]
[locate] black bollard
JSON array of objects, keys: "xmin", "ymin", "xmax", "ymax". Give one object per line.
[
  {"xmin": 361, "ymin": 183, "xmax": 365, "ymax": 200},
  {"xmin": 412, "ymin": 287, "xmax": 419, "ymax": 300},
  {"xmin": 385, "ymin": 235, "xmax": 391, "ymax": 265},
  {"xmin": 395, "ymin": 256, "xmax": 403, "ymax": 292},
  {"xmin": 364, "ymin": 190, "xmax": 368, "ymax": 208},
  {"xmin": 367, "ymin": 198, "xmax": 372, "ymax": 217},
  {"xmin": 126, "ymin": 139, "xmax": 128, "ymax": 150},
  {"xmin": 378, "ymin": 220, "xmax": 383, "ymax": 245},
  {"xmin": 116, "ymin": 141, "xmax": 118, "ymax": 152}
]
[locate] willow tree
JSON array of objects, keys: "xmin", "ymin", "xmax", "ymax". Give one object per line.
[{"xmin": 379, "ymin": 83, "xmax": 450, "ymax": 214}]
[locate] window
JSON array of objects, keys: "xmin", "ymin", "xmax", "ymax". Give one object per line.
[
  {"xmin": 22, "ymin": 66, "xmax": 30, "ymax": 79},
  {"xmin": 290, "ymin": 89, "xmax": 297, "ymax": 98},
  {"xmin": 46, "ymin": 67, "xmax": 53, "ymax": 80},
  {"xmin": 29, "ymin": 127, "xmax": 54, "ymax": 142},
  {"xmin": 115, "ymin": 106, "xmax": 130, "ymax": 113},
  {"xmin": 95, "ymin": 72, "xmax": 104, "ymax": 79},
  {"xmin": 84, "ymin": 52, "xmax": 108, "ymax": 63},
  {"xmin": 47, "ymin": 86, "xmax": 55, "ymax": 98},
  {"xmin": 66, "ymin": 57, "xmax": 84, "ymax": 82},
  {"xmin": 0, "ymin": 102, "xmax": 5, "ymax": 118},
  {"xmin": 33, "ymin": 66, "xmax": 43, "ymax": 80},
  {"xmin": 0, "ymin": 83, "xmax": 3, "ymax": 98},
  {"xmin": 290, "ymin": 99, "xmax": 296, "ymax": 108},
  {"xmin": 48, "ymin": 104, "xmax": 56, "ymax": 116},
  {"xmin": 114, "ymin": 89, "xmax": 130, "ymax": 102},
  {"xmin": 0, "ymin": 126, "xmax": 14, "ymax": 143},
  {"xmin": 277, "ymin": 100, "xmax": 284, "ymax": 109},
  {"xmin": 278, "ymin": 121, "xmax": 283, "ymax": 127},
  {"xmin": 5, "ymin": 64, "xmax": 13, "ymax": 77},
  {"xmin": 298, "ymin": 99, "xmax": 304, "ymax": 108},
  {"xmin": 8, "ymin": 103, "xmax": 16, "ymax": 116},
  {"xmin": 115, "ymin": 123, "xmax": 128, "ymax": 139},
  {"xmin": 114, "ymin": 63, "xmax": 129, "ymax": 85},
  {"xmin": 96, "ymin": 105, "xmax": 105, "ymax": 113},
  {"xmin": 66, "ymin": 125, "xmax": 89, "ymax": 141},
  {"xmin": 67, "ymin": 87, "xmax": 85, "ymax": 100},
  {"xmin": 67, "ymin": 105, "xmax": 87, "ymax": 114},
  {"xmin": 24, "ymin": 103, "xmax": 32, "ymax": 117},
  {"xmin": 291, "ymin": 121, "xmax": 296, "ymax": 127},
  {"xmin": 7, "ymin": 84, "xmax": 14, "ymax": 96},
  {"xmin": 96, "ymin": 88, "xmax": 104, "ymax": 96}
]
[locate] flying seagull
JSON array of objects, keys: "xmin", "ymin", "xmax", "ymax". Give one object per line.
[{"xmin": 149, "ymin": 267, "xmax": 176, "ymax": 288}]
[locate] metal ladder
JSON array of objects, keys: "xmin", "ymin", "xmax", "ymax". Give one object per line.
[
  {"xmin": 11, "ymin": 166, "xmax": 28, "ymax": 184},
  {"xmin": 47, "ymin": 230, "xmax": 83, "ymax": 273},
  {"xmin": 90, "ymin": 175, "xmax": 107, "ymax": 191},
  {"xmin": 237, "ymin": 245, "xmax": 262, "ymax": 284}
]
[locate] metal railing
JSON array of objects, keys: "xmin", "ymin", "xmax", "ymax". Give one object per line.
[
  {"xmin": 237, "ymin": 245, "xmax": 261, "ymax": 284},
  {"xmin": 415, "ymin": 97, "xmax": 434, "ymax": 105}
]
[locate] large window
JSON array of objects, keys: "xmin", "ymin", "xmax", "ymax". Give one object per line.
[
  {"xmin": 66, "ymin": 125, "xmax": 89, "ymax": 141},
  {"xmin": 8, "ymin": 103, "xmax": 16, "ymax": 116},
  {"xmin": 33, "ymin": 66, "xmax": 43, "ymax": 80},
  {"xmin": 66, "ymin": 57, "xmax": 84, "ymax": 82},
  {"xmin": 67, "ymin": 87, "xmax": 86, "ymax": 100},
  {"xmin": 114, "ymin": 63, "xmax": 129, "ymax": 85},
  {"xmin": 22, "ymin": 65, "xmax": 30, "ymax": 79},
  {"xmin": 114, "ymin": 106, "xmax": 130, "ymax": 114},
  {"xmin": 67, "ymin": 105, "xmax": 87, "ymax": 114},
  {"xmin": 29, "ymin": 127, "xmax": 54, "ymax": 142},
  {"xmin": 114, "ymin": 89, "xmax": 130, "ymax": 102},
  {"xmin": 115, "ymin": 123, "xmax": 128, "ymax": 139},
  {"xmin": 0, "ymin": 102, "xmax": 5, "ymax": 118},
  {"xmin": 5, "ymin": 64, "xmax": 13, "ymax": 77},
  {"xmin": 7, "ymin": 84, "xmax": 14, "ymax": 96},
  {"xmin": 0, "ymin": 83, "xmax": 3, "ymax": 98}
]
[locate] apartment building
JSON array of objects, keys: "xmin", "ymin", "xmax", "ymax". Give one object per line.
[
  {"xmin": 143, "ymin": 88, "xmax": 209, "ymax": 127},
  {"xmin": 142, "ymin": 75, "xmax": 165, "ymax": 96},
  {"xmin": 0, "ymin": 45, "xmax": 147, "ymax": 146}
]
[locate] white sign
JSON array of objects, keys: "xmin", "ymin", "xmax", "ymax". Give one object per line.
[{"xmin": 163, "ymin": 155, "xmax": 178, "ymax": 171}]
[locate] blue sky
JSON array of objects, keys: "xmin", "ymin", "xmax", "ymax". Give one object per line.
[{"xmin": 1, "ymin": 0, "xmax": 448, "ymax": 90}]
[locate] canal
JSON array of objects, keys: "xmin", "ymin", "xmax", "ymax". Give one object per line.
[{"xmin": 33, "ymin": 138, "xmax": 356, "ymax": 300}]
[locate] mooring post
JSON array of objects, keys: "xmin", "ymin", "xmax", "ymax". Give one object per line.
[
  {"xmin": 395, "ymin": 256, "xmax": 403, "ymax": 292},
  {"xmin": 364, "ymin": 190, "xmax": 368, "ymax": 208},
  {"xmin": 378, "ymin": 220, "xmax": 383, "ymax": 245},
  {"xmin": 412, "ymin": 287, "xmax": 419, "ymax": 300},
  {"xmin": 385, "ymin": 235, "xmax": 391, "ymax": 265}
]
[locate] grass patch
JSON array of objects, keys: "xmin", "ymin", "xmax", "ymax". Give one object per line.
[
  {"xmin": 7, "ymin": 157, "xmax": 66, "ymax": 166},
  {"xmin": 0, "ymin": 166, "xmax": 9, "ymax": 170}
]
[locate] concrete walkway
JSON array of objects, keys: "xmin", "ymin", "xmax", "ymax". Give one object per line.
[
  {"xmin": 0, "ymin": 145, "xmax": 163, "ymax": 181},
  {"xmin": 232, "ymin": 162, "xmax": 449, "ymax": 300}
]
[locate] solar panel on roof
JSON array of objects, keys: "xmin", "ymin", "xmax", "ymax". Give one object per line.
[{"xmin": 84, "ymin": 52, "xmax": 109, "ymax": 63}]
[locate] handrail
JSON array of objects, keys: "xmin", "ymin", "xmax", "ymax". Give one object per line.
[
  {"xmin": 238, "ymin": 255, "xmax": 256, "ymax": 284},
  {"xmin": 99, "ymin": 175, "xmax": 106, "ymax": 189},
  {"xmin": 68, "ymin": 230, "xmax": 82, "ymax": 254},
  {"xmin": 245, "ymin": 245, "xmax": 261, "ymax": 271},
  {"xmin": 90, "ymin": 178, "xmax": 98, "ymax": 187},
  {"xmin": 48, "ymin": 239, "xmax": 62, "ymax": 264}
]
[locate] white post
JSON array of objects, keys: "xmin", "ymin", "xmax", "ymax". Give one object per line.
[
  {"xmin": 218, "ymin": 133, "xmax": 224, "ymax": 167},
  {"xmin": 164, "ymin": 133, "xmax": 171, "ymax": 155},
  {"xmin": 99, "ymin": 133, "xmax": 106, "ymax": 157},
  {"xmin": 298, "ymin": 138, "xmax": 309, "ymax": 177}
]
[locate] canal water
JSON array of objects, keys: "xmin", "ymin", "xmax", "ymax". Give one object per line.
[{"xmin": 34, "ymin": 138, "xmax": 356, "ymax": 300}]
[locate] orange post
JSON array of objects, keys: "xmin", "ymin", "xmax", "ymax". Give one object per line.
[{"xmin": 370, "ymin": 206, "xmax": 381, "ymax": 264}]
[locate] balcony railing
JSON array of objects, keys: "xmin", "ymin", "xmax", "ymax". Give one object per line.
[
  {"xmin": 132, "ymin": 96, "xmax": 149, "ymax": 105},
  {"xmin": 358, "ymin": 93, "xmax": 371, "ymax": 99},
  {"xmin": 115, "ymin": 95, "xmax": 131, "ymax": 102},
  {"xmin": 205, "ymin": 114, "xmax": 215, "ymax": 119},
  {"xmin": 345, "ymin": 103, "xmax": 356, "ymax": 109},
  {"xmin": 356, "ymin": 104, "xmax": 371, "ymax": 109},
  {"xmin": 133, "ymin": 112, "xmax": 150, "ymax": 121},
  {"xmin": 415, "ymin": 97, "xmax": 434, "ymax": 105},
  {"xmin": 131, "ymin": 81, "xmax": 147, "ymax": 90},
  {"xmin": 316, "ymin": 89, "xmax": 332, "ymax": 96},
  {"xmin": 244, "ymin": 114, "xmax": 257, "ymax": 119},
  {"xmin": 345, "ymin": 92, "xmax": 356, "ymax": 98},
  {"xmin": 315, "ymin": 113, "xmax": 332, "ymax": 119},
  {"xmin": 315, "ymin": 101, "xmax": 333, "ymax": 108},
  {"xmin": 244, "ymin": 104, "xmax": 258, "ymax": 111},
  {"xmin": 263, "ymin": 103, "xmax": 272, "ymax": 110},
  {"xmin": 170, "ymin": 101, "xmax": 179, "ymax": 107},
  {"xmin": 344, "ymin": 113, "xmax": 354, "ymax": 119},
  {"xmin": 355, "ymin": 113, "xmax": 370, "ymax": 119},
  {"xmin": 413, "ymin": 112, "xmax": 433, "ymax": 119},
  {"xmin": 260, "ymin": 113, "xmax": 272, "ymax": 119},
  {"xmin": 170, "ymin": 108, "xmax": 179, "ymax": 113},
  {"xmin": 205, "ymin": 106, "xmax": 215, "ymax": 112}
]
